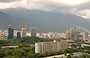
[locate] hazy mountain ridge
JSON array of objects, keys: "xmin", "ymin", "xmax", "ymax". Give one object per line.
[
  {"xmin": 0, "ymin": 11, "xmax": 18, "ymax": 29},
  {"xmin": 0, "ymin": 8, "xmax": 90, "ymax": 32}
]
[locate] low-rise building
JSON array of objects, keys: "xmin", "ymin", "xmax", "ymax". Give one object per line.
[
  {"xmin": 1, "ymin": 46, "xmax": 19, "ymax": 49},
  {"xmin": 81, "ymin": 44, "xmax": 90, "ymax": 48}
]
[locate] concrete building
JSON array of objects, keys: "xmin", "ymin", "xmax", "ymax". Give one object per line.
[
  {"xmin": 81, "ymin": 44, "xmax": 90, "ymax": 48},
  {"xmin": 21, "ymin": 24, "xmax": 26, "ymax": 38},
  {"xmin": 35, "ymin": 40, "xmax": 68, "ymax": 54},
  {"xmin": 17, "ymin": 32, "xmax": 21, "ymax": 39},
  {"xmin": 69, "ymin": 27, "xmax": 80, "ymax": 40},
  {"xmin": 1, "ymin": 46, "xmax": 19, "ymax": 49},
  {"xmin": 84, "ymin": 32, "xmax": 89, "ymax": 40},
  {"xmin": 37, "ymin": 32, "xmax": 66, "ymax": 39},
  {"xmin": 30, "ymin": 27, "xmax": 37, "ymax": 37},
  {"xmin": 8, "ymin": 24, "xmax": 14, "ymax": 39},
  {"xmin": 66, "ymin": 30, "xmax": 71, "ymax": 38}
]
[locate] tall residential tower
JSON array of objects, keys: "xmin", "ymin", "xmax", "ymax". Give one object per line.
[
  {"xmin": 30, "ymin": 27, "xmax": 37, "ymax": 37},
  {"xmin": 8, "ymin": 24, "xmax": 14, "ymax": 39},
  {"xmin": 21, "ymin": 24, "xmax": 26, "ymax": 38}
]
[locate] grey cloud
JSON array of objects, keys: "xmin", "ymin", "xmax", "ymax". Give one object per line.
[
  {"xmin": 77, "ymin": 3, "xmax": 90, "ymax": 10},
  {"xmin": 0, "ymin": 0, "xmax": 22, "ymax": 2},
  {"xmin": 62, "ymin": 2, "xmax": 90, "ymax": 10},
  {"xmin": 0, "ymin": 0, "xmax": 90, "ymax": 19}
]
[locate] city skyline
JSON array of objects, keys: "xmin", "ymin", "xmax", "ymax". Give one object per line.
[
  {"xmin": 0, "ymin": 0, "xmax": 90, "ymax": 58},
  {"xmin": 0, "ymin": 24, "xmax": 90, "ymax": 41}
]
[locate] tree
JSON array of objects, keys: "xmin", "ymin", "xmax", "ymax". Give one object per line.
[
  {"xmin": 73, "ymin": 56, "xmax": 79, "ymax": 58},
  {"xmin": 80, "ymin": 54, "xmax": 88, "ymax": 58},
  {"xmin": 3, "ymin": 55, "xmax": 19, "ymax": 58},
  {"xmin": 71, "ymin": 44, "xmax": 77, "ymax": 48},
  {"xmin": 86, "ymin": 55, "xmax": 90, "ymax": 58},
  {"xmin": 66, "ymin": 55, "xmax": 71, "ymax": 58}
]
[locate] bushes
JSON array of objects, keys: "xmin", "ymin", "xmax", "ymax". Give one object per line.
[{"xmin": 0, "ymin": 37, "xmax": 53, "ymax": 58}]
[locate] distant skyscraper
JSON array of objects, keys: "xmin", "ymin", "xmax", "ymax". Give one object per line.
[
  {"xmin": 75, "ymin": 26, "xmax": 79, "ymax": 32},
  {"xmin": 70, "ymin": 27, "xmax": 80, "ymax": 40},
  {"xmin": 30, "ymin": 27, "xmax": 37, "ymax": 37},
  {"xmin": 17, "ymin": 32, "xmax": 21, "ymax": 39},
  {"xmin": 66, "ymin": 30, "xmax": 71, "ymax": 39},
  {"xmin": 8, "ymin": 24, "xmax": 14, "ymax": 39},
  {"xmin": 21, "ymin": 24, "xmax": 26, "ymax": 38},
  {"xmin": 70, "ymin": 28, "xmax": 74, "ymax": 40},
  {"xmin": 84, "ymin": 32, "xmax": 89, "ymax": 40}
]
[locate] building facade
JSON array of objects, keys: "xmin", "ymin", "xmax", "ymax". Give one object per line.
[
  {"xmin": 17, "ymin": 32, "xmax": 21, "ymax": 39},
  {"xmin": 8, "ymin": 24, "xmax": 14, "ymax": 39},
  {"xmin": 30, "ymin": 27, "xmax": 37, "ymax": 37},
  {"xmin": 21, "ymin": 24, "xmax": 26, "ymax": 38},
  {"xmin": 35, "ymin": 41, "xmax": 68, "ymax": 54}
]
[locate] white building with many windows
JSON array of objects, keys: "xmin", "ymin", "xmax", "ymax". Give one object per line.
[{"xmin": 35, "ymin": 40, "xmax": 68, "ymax": 54}]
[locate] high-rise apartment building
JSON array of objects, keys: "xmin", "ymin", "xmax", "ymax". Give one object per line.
[
  {"xmin": 17, "ymin": 32, "xmax": 21, "ymax": 39},
  {"xmin": 21, "ymin": 24, "xmax": 26, "ymax": 38},
  {"xmin": 35, "ymin": 40, "xmax": 68, "ymax": 54},
  {"xmin": 66, "ymin": 30, "xmax": 71, "ymax": 38},
  {"xmin": 30, "ymin": 27, "xmax": 37, "ymax": 37},
  {"xmin": 70, "ymin": 27, "xmax": 80, "ymax": 40},
  {"xmin": 8, "ymin": 24, "xmax": 14, "ymax": 39}
]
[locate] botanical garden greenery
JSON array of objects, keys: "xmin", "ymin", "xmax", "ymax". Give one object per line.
[{"xmin": 0, "ymin": 37, "xmax": 56, "ymax": 58}]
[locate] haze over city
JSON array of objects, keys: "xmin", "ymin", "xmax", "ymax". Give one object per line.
[
  {"xmin": 0, "ymin": 0, "xmax": 90, "ymax": 32},
  {"xmin": 0, "ymin": 0, "xmax": 90, "ymax": 58}
]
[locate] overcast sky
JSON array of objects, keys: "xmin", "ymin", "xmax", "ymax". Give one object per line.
[{"xmin": 0, "ymin": 0, "xmax": 90, "ymax": 19}]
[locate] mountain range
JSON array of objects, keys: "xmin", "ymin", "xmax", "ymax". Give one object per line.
[{"xmin": 0, "ymin": 8, "xmax": 90, "ymax": 32}]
